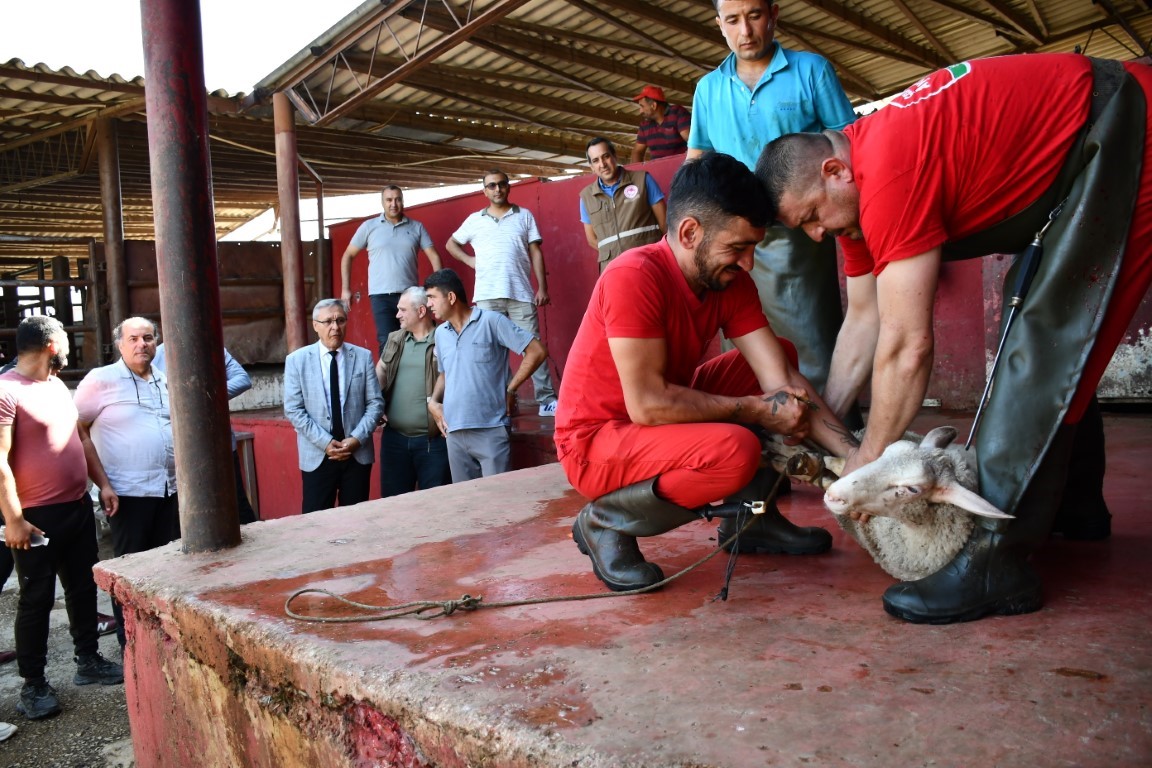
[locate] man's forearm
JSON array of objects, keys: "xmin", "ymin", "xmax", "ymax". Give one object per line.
[
  {"xmin": 859, "ymin": 338, "xmax": 932, "ymax": 463},
  {"xmin": 0, "ymin": 469, "xmax": 24, "ymax": 525}
]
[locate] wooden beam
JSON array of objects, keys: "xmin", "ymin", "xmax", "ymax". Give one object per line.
[
  {"xmin": 797, "ymin": 0, "xmax": 952, "ymax": 67},
  {"xmin": 886, "ymin": 0, "xmax": 959, "ymax": 62}
]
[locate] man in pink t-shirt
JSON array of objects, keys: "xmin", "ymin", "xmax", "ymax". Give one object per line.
[
  {"xmin": 757, "ymin": 54, "xmax": 1152, "ymax": 624},
  {"xmin": 555, "ymin": 153, "xmax": 856, "ymax": 593},
  {"xmin": 0, "ymin": 316, "xmax": 123, "ymax": 721}
]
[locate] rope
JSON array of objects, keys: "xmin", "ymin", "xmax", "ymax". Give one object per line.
[{"xmin": 283, "ymin": 476, "xmax": 783, "ymax": 624}]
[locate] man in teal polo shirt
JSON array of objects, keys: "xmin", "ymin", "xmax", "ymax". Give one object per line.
[{"xmin": 688, "ymin": 0, "xmax": 856, "ymax": 408}]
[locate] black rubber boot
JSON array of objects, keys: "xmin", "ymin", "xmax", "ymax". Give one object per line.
[
  {"xmin": 572, "ymin": 478, "xmax": 701, "ymax": 592},
  {"xmin": 717, "ymin": 468, "xmax": 832, "ymax": 555},
  {"xmin": 882, "ymin": 422, "xmax": 1076, "ymax": 624},
  {"xmin": 1051, "ymin": 396, "xmax": 1111, "ymax": 540}
]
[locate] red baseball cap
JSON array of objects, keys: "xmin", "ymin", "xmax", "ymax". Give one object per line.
[{"xmin": 632, "ymin": 85, "xmax": 666, "ymax": 103}]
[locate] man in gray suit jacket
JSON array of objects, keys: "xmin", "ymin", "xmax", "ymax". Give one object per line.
[{"xmin": 284, "ymin": 299, "xmax": 384, "ymax": 514}]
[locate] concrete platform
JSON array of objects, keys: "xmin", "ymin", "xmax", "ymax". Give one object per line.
[{"xmin": 95, "ymin": 411, "xmax": 1152, "ymax": 767}]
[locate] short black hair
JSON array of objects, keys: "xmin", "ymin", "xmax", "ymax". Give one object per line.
[
  {"xmin": 667, "ymin": 151, "xmax": 773, "ymax": 233},
  {"xmin": 424, "ymin": 268, "xmax": 469, "ymax": 306},
  {"xmin": 15, "ymin": 315, "xmax": 65, "ymax": 354},
  {"xmin": 585, "ymin": 137, "xmax": 616, "ymax": 162}
]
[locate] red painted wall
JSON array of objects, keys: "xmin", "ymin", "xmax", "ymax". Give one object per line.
[{"xmin": 329, "ymin": 155, "xmax": 685, "ymax": 396}]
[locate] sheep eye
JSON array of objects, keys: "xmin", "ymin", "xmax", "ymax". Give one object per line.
[{"xmin": 905, "ymin": 486, "xmax": 922, "ymax": 496}]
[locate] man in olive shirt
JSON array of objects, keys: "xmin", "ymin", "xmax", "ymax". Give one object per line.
[{"xmin": 375, "ymin": 287, "xmax": 450, "ymax": 496}]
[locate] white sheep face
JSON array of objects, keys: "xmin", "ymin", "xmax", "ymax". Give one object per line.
[{"xmin": 823, "ymin": 426, "xmax": 1010, "ymax": 523}]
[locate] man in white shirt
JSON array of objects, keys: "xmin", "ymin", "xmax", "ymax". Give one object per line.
[
  {"xmin": 74, "ymin": 316, "xmax": 177, "ymax": 650},
  {"xmin": 446, "ymin": 170, "xmax": 558, "ymax": 416}
]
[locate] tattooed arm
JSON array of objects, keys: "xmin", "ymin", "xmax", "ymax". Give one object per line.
[{"xmin": 731, "ymin": 327, "xmax": 860, "ymax": 457}]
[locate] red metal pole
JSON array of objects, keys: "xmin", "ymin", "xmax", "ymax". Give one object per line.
[
  {"xmin": 275, "ymin": 93, "xmax": 309, "ymax": 351},
  {"xmin": 140, "ymin": 0, "xmax": 240, "ymax": 552}
]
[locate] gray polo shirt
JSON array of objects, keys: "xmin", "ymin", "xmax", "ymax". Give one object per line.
[
  {"xmin": 349, "ymin": 215, "xmax": 433, "ymax": 295},
  {"xmin": 434, "ymin": 307, "xmax": 534, "ymax": 431}
]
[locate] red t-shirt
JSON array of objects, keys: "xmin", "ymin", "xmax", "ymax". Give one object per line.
[
  {"xmin": 838, "ymin": 54, "xmax": 1093, "ymax": 277},
  {"xmin": 555, "ymin": 239, "xmax": 768, "ymax": 449},
  {"xmin": 0, "ymin": 371, "xmax": 88, "ymax": 509}
]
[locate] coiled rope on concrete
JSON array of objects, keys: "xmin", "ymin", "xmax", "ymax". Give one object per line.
[{"xmin": 284, "ymin": 475, "xmax": 783, "ymax": 623}]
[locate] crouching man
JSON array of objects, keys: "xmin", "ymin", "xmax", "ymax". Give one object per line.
[{"xmin": 554, "ymin": 152, "xmax": 857, "ymax": 592}]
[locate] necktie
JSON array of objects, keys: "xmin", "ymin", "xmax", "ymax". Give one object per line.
[{"xmin": 329, "ymin": 351, "xmax": 344, "ymax": 441}]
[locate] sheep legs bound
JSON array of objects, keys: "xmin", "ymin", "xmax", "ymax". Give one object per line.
[
  {"xmin": 882, "ymin": 421, "xmax": 1077, "ymax": 624},
  {"xmin": 572, "ymin": 477, "xmax": 701, "ymax": 592},
  {"xmin": 717, "ymin": 468, "xmax": 833, "ymax": 555}
]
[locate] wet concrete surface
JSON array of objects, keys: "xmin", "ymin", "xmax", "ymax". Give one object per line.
[{"xmin": 94, "ymin": 410, "xmax": 1152, "ymax": 767}]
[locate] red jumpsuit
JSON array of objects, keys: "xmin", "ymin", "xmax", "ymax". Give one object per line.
[{"xmin": 554, "ymin": 239, "xmax": 795, "ymax": 509}]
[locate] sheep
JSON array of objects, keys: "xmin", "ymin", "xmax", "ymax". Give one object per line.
[{"xmin": 764, "ymin": 426, "xmax": 1011, "ymax": 581}]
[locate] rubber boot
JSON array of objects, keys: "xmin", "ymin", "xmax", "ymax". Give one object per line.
[
  {"xmin": 717, "ymin": 467, "xmax": 832, "ymax": 555},
  {"xmin": 572, "ymin": 478, "xmax": 702, "ymax": 592},
  {"xmin": 882, "ymin": 421, "xmax": 1077, "ymax": 624},
  {"xmin": 1051, "ymin": 396, "xmax": 1111, "ymax": 540}
]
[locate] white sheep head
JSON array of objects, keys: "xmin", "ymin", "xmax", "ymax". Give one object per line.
[{"xmin": 823, "ymin": 426, "xmax": 1012, "ymax": 522}]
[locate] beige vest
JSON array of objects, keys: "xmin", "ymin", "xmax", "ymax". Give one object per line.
[{"xmin": 579, "ymin": 168, "xmax": 663, "ymax": 266}]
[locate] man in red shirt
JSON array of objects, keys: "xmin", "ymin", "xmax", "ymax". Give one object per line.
[
  {"xmin": 757, "ymin": 54, "xmax": 1152, "ymax": 623},
  {"xmin": 0, "ymin": 316, "xmax": 123, "ymax": 721},
  {"xmin": 555, "ymin": 152, "xmax": 856, "ymax": 592}
]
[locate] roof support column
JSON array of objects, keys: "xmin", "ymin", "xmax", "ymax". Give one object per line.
[
  {"xmin": 274, "ymin": 92, "xmax": 309, "ymax": 351},
  {"xmin": 140, "ymin": 0, "xmax": 240, "ymax": 553},
  {"xmin": 96, "ymin": 118, "xmax": 129, "ymax": 326}
]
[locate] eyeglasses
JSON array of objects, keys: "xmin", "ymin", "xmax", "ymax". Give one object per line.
[
  {"xmin": 484, "ymin": 181, "xmax": 510, "ymax": 190},
  {"xmin": 130, "ymin": 372, "xmax": 164, "ymax": 410},
  {"xmin": 314, "ymin": 317, "xmax": 348, "ymax": 326}
]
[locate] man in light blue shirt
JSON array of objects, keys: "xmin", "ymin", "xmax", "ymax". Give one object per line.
[
  {"xmin": 688, "ymin": 0, "xmax": 856, "ymax": 411},
  {"xmin": 424, "ymin": 269, "xmax": 546, "ymax": 482}
]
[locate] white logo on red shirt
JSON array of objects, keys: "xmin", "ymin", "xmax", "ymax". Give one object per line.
[{"xmin": 890, "ymin": 62, "xmax": 973, "ymax": 109}]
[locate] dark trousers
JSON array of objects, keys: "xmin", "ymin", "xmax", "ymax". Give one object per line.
[
  {"xmin": 380, "ymin": 428, "xmax": 452, "ymax": 497},
  {"xmin": 109, "ymin": 493, "xmax": 180, "ymax": 646},
  {"xmin": 233, "ymin": 450, "xmax": 257, "ymax": 524},
  {"xmin": 301, "ymin": 457, "xmax": 371, "ymax": 514},
  {"xmin": 12, "ymin": 498, "xmax": 100, "ymax": 681},
  {"xmin": 369, "ymin": 292, "xmax": 402, "ymax": 354}
]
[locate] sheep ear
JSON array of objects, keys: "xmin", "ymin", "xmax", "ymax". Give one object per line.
[
  {"xmin": 928, "ymin": 484, "xmax": 1014, "ymax": 519},
  {"xmin": 920, "ymin": 426, "xmax": 958, "ymax": 449}
]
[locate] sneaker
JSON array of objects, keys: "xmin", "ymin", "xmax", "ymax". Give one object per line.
[
  {"xmin": 73, "ymin": 653, "xmax": 124, "ymax": 686},
  {"xmin": 16, "ymin": 680, "xmax": 61, "ymax": 720},
  {"xmin": 96, "ymin": 612, "xmax": 119, "ymax": 637},
  {"xmin": 0, "ymin": 721, "xmax": 15, "ymax": 742},
  {"xmin": 538, "ymin": 400, "xmax": 558, "ymax": 417}
]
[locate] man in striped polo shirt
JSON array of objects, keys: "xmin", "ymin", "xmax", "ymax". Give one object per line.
[{"xmin": 630, "ymin": 85, "xmax": 691, "ymax": 163}]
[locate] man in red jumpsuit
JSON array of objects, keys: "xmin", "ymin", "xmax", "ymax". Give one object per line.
[
  {"xmin": 555, "ymin": 152, "xmax": 857, "ymax": 593},
  {"xmin": 757, "ymin": 53, "xmax": 1152, "ymax": 623}
]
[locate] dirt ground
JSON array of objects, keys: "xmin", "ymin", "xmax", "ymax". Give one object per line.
[{"xmin": 0, "ymin": 513, "xmax": 136, "ymax": 768}]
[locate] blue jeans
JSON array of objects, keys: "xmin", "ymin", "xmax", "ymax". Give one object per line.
[{"xmin": 380, "ymin": 427, "xmax": 452, "ymax": 497}]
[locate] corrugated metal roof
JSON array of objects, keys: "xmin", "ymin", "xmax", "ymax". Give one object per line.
[{"xmin": 3, "ymin": 0, "xmax": 1152, "ymax": 262}]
